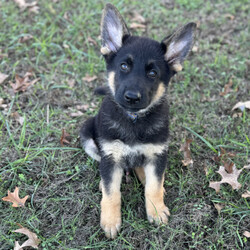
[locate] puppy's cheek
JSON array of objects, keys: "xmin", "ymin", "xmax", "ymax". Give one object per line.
[
  {"xmin": 152, "ymin": 82, "xmax": 166, "ymax": 104},
  {"xmin": 108, "ymin": 71, "xmax": 116, "ymax": 96}
]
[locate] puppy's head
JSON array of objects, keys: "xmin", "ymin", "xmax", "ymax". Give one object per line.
[{"xmin": 101, "ymin": 4, "xmax": 196, "ymax": 113}]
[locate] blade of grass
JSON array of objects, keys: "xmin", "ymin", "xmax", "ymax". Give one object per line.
[{"xmin": 184, "ymin": 126, "xmax": 218, "ymax": 154}]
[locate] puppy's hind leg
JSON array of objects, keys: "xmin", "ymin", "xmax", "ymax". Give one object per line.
[{"xmin": 80, "ymin": 117, "xmax": 101, "ymax": 162}]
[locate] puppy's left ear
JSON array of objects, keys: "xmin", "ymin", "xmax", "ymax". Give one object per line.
[
  {"xmin": 162, "ymin": 22, "xmax": 196, "ymax": 72},
  {"xmin": 100, "ymin": 3, "xmax": 130, "ymax": 55}
]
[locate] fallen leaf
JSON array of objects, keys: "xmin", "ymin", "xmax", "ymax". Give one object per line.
[
  {"xmin": 13, "ymin": 0, "xmax": 38, "ymax": 10},
  {"xmin": 69, "ymin": 110, "xmax": 84, "ymax": 117},
  {"xmin": 213, "ymin": 203, "xmax": 224, "ymax": 214},
  {"xmin": 14, "ymin": 225, "xmax": 40, "ymax": 249},
  {"xmin": 11, "ymin": 112, "xmax": 25, "ymax": 125},
  {"xmin": 9, "ymin": 73, "xmax": 40, "ymax": 93},
  {"xmin": 130, "ymin": 22, "xmax": 146, "ymax": 30},
  {"xmin": 0, "ymin": 73, "xmax": 9, "ymax": 84},
  {"xmin": 2, "ymin": 187, "xmax": 29, "ymax": 207},
  {"xmin": 60, "ymin": 128, "xmax": 71, "ymax": 146},
  {"xmin": 14, "ymin": 241, "xmax": 22, "ymax": 250},
  {"xmin": 179, "ymin": 138, "xmax": 193, "ymax": 166},
  {"xmin": 204, "ymin": 165, "xmax": 209, "ymax": 176},
  {"xmin": 213, "ymin": 147, "xmax": 236, "ymax": 173},
  {"xmin": 242, "ymin": 190, "xmax": 250, "ymax": 198},
  {"xmin": 225, "ymin": 13, "xmax": 235, "ymax": 20},
  {"xmin": 220, "ymin": 77, "xmax": 233, "ymax": 96},
  {"xmin": 18, "ymin": 34, "xmax": 33, "ymax": 43},
  {"xmin": 87, "ymin": 36, "xmax": 98, "ymax": 46},
  {"xmin": 243, "ymin": 231, "xmax": 250, "ymax": 238},
  {"xmin": 232, "ymin": 101, "xmax": 250, "ymax": 112},
  {"xmin": 209, "ymin": 165, "xmax": 250, "ymax": 193},
  {"xmin": 82, "ymin": 74, "xmax": 97, "ymax": 83},
  {"xmin": 76, "ymin": 104, "xmax": 89, "ymax": 111},
  {"xmin": 67, "ymin": 79, "xmax": 75, "ymax": 88},
  {"xmin": 131, "ymin": 11, "xmax": 146, "ymax": 24}
]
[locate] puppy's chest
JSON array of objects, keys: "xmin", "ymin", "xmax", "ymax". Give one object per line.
[{"xmin": 100, "ymin": 140, "xmax": 167, "ymax": 168}]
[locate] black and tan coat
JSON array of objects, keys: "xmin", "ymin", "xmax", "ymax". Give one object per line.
[{"xmin": 80, "ymin": 3, "xmax": 196, "ymax": 239}]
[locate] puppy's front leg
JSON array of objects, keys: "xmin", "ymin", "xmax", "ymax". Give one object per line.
[
  {"xmin": 144, "ymin": 159, "xmax": 170, "ymax": 225},
  {"xmin": 99, "ymin": 158, "xmax": 123, "ymax": 239}
]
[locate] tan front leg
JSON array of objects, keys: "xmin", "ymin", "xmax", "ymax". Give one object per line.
[
  {"xmin": 100, "ymin": 167, "xmax": 123, "ymax": 239},
  {"xmin": 144, "ymin": 164, "xmax": 170, "ymax": 224},
  {"xmin": 135, "ymin": 166, "xmax": 146, "ymax": 185}
]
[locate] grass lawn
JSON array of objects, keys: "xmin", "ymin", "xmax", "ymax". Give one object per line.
[{"xmin": 0, "ymin": 0, "xmax": 249, "ymax": 249}]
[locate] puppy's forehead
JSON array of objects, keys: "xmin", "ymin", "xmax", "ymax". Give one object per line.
[{"xmin": 118, "ymin": 37, "xmax": 164, "ymax": 62}]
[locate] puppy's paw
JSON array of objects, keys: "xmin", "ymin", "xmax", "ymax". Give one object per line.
[
  {"xmin": 101, "ymin": 213, "xmax": 121, "ymax": 239},
  {"xmin": 147, "ymin": 203, "xmax": 170, "ymax": 225}
]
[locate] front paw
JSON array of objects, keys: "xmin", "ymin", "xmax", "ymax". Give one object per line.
[
  {"xmin": 101, "ymin": 211, "xmax": 121, "ymax": 239},
  {"xmin": 146, "ymin": 202, "xmax": 170, "ymax": 225}
]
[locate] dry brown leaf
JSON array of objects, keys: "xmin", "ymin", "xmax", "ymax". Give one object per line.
[
  {"xmin": 243, "ymin": 231, "xmax": 250, "ymax": 238},
  {"xmin": 213, "ymin": 203, "xmax": 224, "ymax": 215},
  {"xmin": 67, "ymin": 79, "xmax": 75, "ymax": 88},
  {"xmin": 179, "ymin": 138, "xmax": 193, "ymax": 166},
  {"xmin": 232, "ymin": 101, "xmax": 250, "ymax": 112},
  {"xmin": 131, "ymin": 11, "xmax": 146, "ymax": 24},
  {"xmin": 242, "ymin": 190, "xmax": 250, "ymax": 198},
  {"xmin": 0, "ymin": 73, "xmax": 9, "ymax": 84},
  {"xmin": 82, "ymin": 74, "xmax": 97, "ymax": 83},
  {"xmin": 11, "ymin": 112, "xmax": 25, "ymax": 125},
  {"xmin": 87, "ymin": 36, "xmax": 98, "ymax": 46},
  {"xmin": 209, "ymin": 165, "xmax": 250, "ymax": 193},
  {"xmin": 13, "ymin": 0, "xmax": 37, "ymax": 10},
  {"xmin": 14, "ymin": 225, "xmax": 40, "ymax": 249},
  {"xmin": 60, "ymin": 128, "xmax": 71, "ymax": 146},
  {"xmin": 220, "ymin": 77, "xmax": 233, "ymax": 96},
  {"xmin": 76, "ymin": 104, "xmax": 89, "ymax": 111},
  {"xmin": 213, "ymin": 147, "xmax": 236, "ymax": 173},
  {"xmin": 69, "ymin": 110, "xmax": 84, "ymax": 117},
  {"xmin": 9, "ymin": 73, "xmax": 40, "ymax": 93},
  {"xmin": 225, "ymin": 13, "xmax": 235, "ymax": 20},
  {"xmin": 18, "ymin": 34, "xmax": 33, "ymax": 43},
  {"xmin": 2, "ymin": 187, "xmax": 29, "ymax": 207},
  {"xmin": 130, "ymin": 22, "xmax": 147, "ymax": 30}
]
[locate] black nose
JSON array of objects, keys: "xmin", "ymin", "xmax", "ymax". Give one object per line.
[{"xmin": 124, "ymin": 91, "xmax": 141, "ymax": 104}]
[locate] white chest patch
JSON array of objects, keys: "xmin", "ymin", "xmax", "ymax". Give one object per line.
[{"xmin": 101, "ymin": 140, "xmax": 168, "ymax": 162}]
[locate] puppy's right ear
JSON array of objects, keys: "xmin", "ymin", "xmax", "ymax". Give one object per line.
[{"xmin": 100, "ymin": 3, "xmax": 130, "ymax": 55}]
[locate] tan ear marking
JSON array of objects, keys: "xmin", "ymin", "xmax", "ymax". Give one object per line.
[
  {"xmin": 172, "ymin": 63, "xmax": 183, "ymax": 72},
  {"xmin": 100, "ymin": 46, "xmax": 111, "ymax": 55}
]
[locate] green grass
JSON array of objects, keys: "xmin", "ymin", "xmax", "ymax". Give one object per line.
[{"xmin": 0, "ymin": 0, "xmax": 249, "ymax": 249}]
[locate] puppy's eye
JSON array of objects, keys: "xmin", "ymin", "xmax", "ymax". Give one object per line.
[
  {"xmin": 148, "ymin": 69, "xmax": 157, "ymax": 78},
  {"xmin": 120, "ymin": 63, "xmax": 129, "ymax": 72}
]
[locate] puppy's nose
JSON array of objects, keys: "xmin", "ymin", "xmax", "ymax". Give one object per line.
[{"xmin": 124, "ymin": 91, "xmax": 141, "ymax": 104}]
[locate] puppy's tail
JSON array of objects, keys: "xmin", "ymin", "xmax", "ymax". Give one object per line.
[{"xmin": 94, "ymin": 86, "xmax": 109, "ymax": 96}]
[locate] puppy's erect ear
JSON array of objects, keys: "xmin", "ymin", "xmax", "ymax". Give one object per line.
[
  {"xmin": 162, "ymin": 23, "xmax": 196, "ymax": 72},
  {"xmin": 100, "ymin": 3, "xmax": 130, "ymax": 55}
]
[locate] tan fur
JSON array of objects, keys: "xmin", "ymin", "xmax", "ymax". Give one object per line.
[
  {"xmin": 108, "ymin": 71, "xmax": 115, "ymax": 96},
  {"xmin": 138, "ymin": 82, "xmax": 166, "ymax": 114},
  {"xmin": 172, "ymin": 63, "xmax": 183, "ymax": 72},
  {"xmin": 100, "ymin": 46, "xmax": 111, "ymax": 55},
  {"xmin": 101, "ymin": 139, "xmax": 167, "ymax": 162},
  {"xmin": 100, "ymin": 167, "xmax": 123, "ymax": 239},
  {"xmin": 135, "ymin": 167, "xmax": 146, "ymax": 186},
  {"xmin": 144, "ymin": 164, "xmax": 170, "ymax": 224}
]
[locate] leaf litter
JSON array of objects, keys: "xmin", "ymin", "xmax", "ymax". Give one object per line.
[
  {"xmin": 209, "ymin": 165, "xmax": 250, "ymax": 193},
  {"xmin": 2, "ymin": 187, "xmax": 29, "ymax": 207},
  {"xmin": 14, "ymin": 224, "xmax": 40, "ymax": 249},
  {"xmin": 179, "ymin": 138, "xmax": 193, "ymax": 166}
]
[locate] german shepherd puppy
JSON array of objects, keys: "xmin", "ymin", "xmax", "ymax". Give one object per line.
[{"xmin": 80, "ymin": 3, "xmax": 196, "ymax": 238}]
